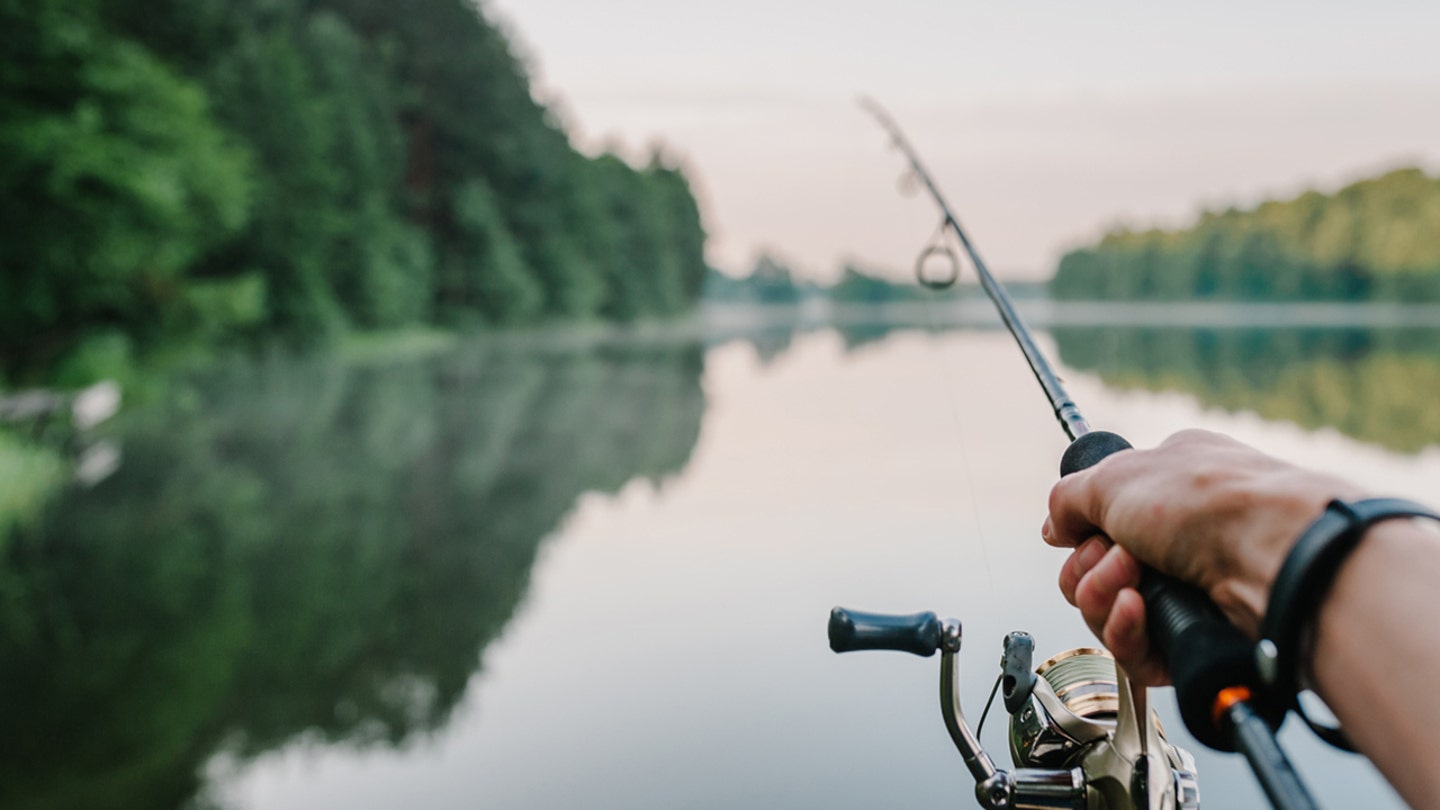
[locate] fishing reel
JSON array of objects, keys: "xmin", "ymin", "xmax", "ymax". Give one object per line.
[{"xmin": 828, "ymin": 608, "xmax": 1200, "ymax": 809}]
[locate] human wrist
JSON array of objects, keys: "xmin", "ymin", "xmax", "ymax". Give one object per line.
[
  {"xmin": 1303, "ymin": 516, "xmax": 1440, "ymax": 805},
  {"xmin": 1260, "ymin": 497, "xmax": 1440, "ymax": 730},
  {"xmin": 1309, "ymin": 519, "xmax": 1419, "ymax": 693}
]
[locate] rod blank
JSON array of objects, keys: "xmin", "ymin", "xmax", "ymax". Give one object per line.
[{"xmin": 859, "ymin": 98, "xmax": 1090, "ymax": 441}]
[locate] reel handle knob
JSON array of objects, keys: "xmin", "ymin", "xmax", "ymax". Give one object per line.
[
  {"xmin": 1060, "ymin": 430, "xmax": 1272, "ymax": 752},
  {"xmin": 828, "ymin": 607, "xmax": 943, "ymax": 656}
]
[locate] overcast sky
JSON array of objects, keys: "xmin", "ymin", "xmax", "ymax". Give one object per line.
[{"xmin": 486, "ymin": 0, "xmax": 1440, "ymax": 281}]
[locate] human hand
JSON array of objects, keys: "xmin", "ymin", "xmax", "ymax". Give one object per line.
[{"xmin": 1042, "ymin": 429, "xmax": 1367, "ymax": 685}]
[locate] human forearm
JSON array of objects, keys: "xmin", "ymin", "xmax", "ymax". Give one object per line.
[{"xmin": 1311, "ymin": 519, "xmax": 1440, "ymax": 806}]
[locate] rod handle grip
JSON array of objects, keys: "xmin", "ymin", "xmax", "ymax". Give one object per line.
[
  {"xmin": 828, "ymin": 607, "xmax": 942, "ymax": 657},
  {"xmin": 1060, "ymin": 431, "xmax": 1269, "ymax": 751}
]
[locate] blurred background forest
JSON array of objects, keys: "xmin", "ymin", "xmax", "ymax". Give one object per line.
[
  {"xmin": 1052, "ymin": 168, "xmax": 1440, "ymax": 301},
  {"xmin": 0, "ymin": 0, "xmax": 708, "ymax": 385},
  {"xmin": 7, "ymin": 0, "xmax": 1440, "ymax": 388}
]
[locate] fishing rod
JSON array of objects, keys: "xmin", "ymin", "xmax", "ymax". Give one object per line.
[{"xmin": 825, "ymin": 99, "xmax": 1318, "ymax": 810}]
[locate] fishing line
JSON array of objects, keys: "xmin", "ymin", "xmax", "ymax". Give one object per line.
[
  {"xmin": 913, "ymin": 220, "xmax": 996, "ymax": 596},
  {"xmin": 974, "ymin": 671, "xmax": 1004, "ymax": 738},
  {"xmin": 887, "ymin": 130, "xmax": 998, "ymax": 591}
]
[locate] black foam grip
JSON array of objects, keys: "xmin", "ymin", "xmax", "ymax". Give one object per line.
[
  {"xmin": 1059, "ymin": 430, "xmax": 1133, "ymax": 476},
  {"xmin": 1060, "ymin": 431, "xmax": 1274, "ymax": 751},
  {"xmin": 1137, "ymin": 571, "xmax": 1262, "ymax": 751},
  {"xmin": 828, "ymin": 607, "xmax": 942, "ymax": 657}
]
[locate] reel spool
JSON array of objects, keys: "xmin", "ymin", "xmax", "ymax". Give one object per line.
[
  {"xmin": 1042, "ymin": 648, "xmax": 1122, "ymax": 718},
  {"xmin": 1011, "ymin": 647, "xmax": 1122, "ymax": 768}
]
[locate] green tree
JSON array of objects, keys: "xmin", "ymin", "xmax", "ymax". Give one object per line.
[
  {"xmin": 2, "ymin": 0, "xmax": 713, "ymax": 382},
  {"xmin": 0, "ymin": 0, "xmax": 250, "ymax": 377},
  {"xmin": 439, "ymin": 178, "xmax": 542, "ymax": 324},
  {"xmin": 748, "ymin": 254, "xmax": 803, "ymax": 305},
  {"xmin": 829, "ymin": 264, "xmax": 923, "ymax": 303}
]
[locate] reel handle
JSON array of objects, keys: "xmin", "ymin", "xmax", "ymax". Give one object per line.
[
  {"xmin": 1060, "ymin": 431, "xmax": 1271, "ymax": 751},
  {"xmin": 828, "ymin": 607, "xmax": 943, "ymax": 656}
]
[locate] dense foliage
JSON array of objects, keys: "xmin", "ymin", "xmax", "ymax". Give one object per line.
[
  {"xmin": 1052, "ymin": 168, "xmax": 1440, "ymax": 301},
  {"xmin": 0, "ymin": 0, "xmax": 708, "ymax": 381}
]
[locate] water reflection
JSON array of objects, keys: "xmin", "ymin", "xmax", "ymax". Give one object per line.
[
  {"xmin": 714, "ymin": 321, "xmax": 901, "ymax": 361},
  {"xmin": 1051, "ymin": 326, "xmax": 1440, "ymax": 453},
  {"xmin": 727, "ymin": 317, "xmax": 1440, "ymax": 454},
  {"xmin": 6, "ymin": 318, "xmax": 1438, "ymax": 810},
  {"xmin": 0, "ymin": 340, "xmax": 706, "ymax": 810}
]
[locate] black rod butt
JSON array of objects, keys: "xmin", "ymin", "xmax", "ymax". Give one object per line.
[{"xmin": 1229, "ymin": 701, "xmax": 1319, "ymax": 810}]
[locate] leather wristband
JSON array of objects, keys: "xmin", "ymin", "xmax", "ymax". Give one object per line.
[{"xmin": 1257, "ymin": 497, "xmax": 1440, "ymax": 748}]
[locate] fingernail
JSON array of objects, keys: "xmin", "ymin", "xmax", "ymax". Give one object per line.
[
  {"xmin": 1075, "ymin": 537, "xmax": 1106, "ymax": 570},
  {"xmin": 1041, "ymin": 517, "xmax": 1053, "ymax": 541}
]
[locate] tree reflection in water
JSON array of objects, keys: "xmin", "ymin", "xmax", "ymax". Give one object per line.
[
  {"xmin": 1052, "ymin": 326, "xmax": 1440, "ymax": 453},
  {"xmin": 0, "ymin": 340, "xmax": 705, "ymax": 810},
  {"xmin": 813, "ymin": 319, "xmax": 1440, "ymax": 453},
  {"xmin": 6, "ymin": 321, "xmax": 1438, "ymax": 810}
]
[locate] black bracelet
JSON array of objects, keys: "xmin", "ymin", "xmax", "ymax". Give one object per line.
[{"xmin": 1257, "ymin": 496, "xmax": 1440, "ymax": 749}]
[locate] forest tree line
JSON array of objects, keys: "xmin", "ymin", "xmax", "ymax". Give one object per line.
[
  {"xmin": 1051, "ymin": 168, "xmax": 1440, "ymax": 302},
  {"xmin": 704, "ymin": 256, "xmax": 959, "ymax": 304},
  {"xmin": 703, "ymin": 256, "xmax": 1044, "ymax": 304},
  {"xmin": 0, "ymin": 0, "xmax": 708, "ymax": 383}
]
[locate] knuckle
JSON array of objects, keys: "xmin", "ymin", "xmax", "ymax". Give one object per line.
[
  {"xmin": 1212, "ymin": 481, "xmax": 1254, "ymax": 519},
  {"xmin": 1166, "ymin": 428, "xmax": 1217, "ymax": 447},
  {"xmin": 1187, "ymin": 462, "xmax": 1224, "ymax": 492},
  {"xmin": 1048, "ymin": 476, "xmax": 1073, "ymax": 513}
]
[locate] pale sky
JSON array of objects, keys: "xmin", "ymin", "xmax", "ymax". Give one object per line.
[{"xmin": 486, "ymin": 0, "xmax": 1440, "ymax": 281}]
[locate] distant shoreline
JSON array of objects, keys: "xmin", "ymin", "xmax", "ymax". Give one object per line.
[
  {"xmin": 700, "ymin": 300, "xmax": 1440, "ymax": 330},
  {"xmin": 237, "ymin": 300, "xmax": 1440, "ymax": 374}
]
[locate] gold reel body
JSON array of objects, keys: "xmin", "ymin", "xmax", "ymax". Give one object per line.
[{"xmin": 1009, "ymin": 647, "xmax": 1199, "ymax": 809}]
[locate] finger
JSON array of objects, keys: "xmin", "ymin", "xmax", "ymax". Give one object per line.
[
  {"xmin": 1074, "ymin": 544, "xmax": 1142, "ymax": 641},
  {"xmin": 1103, "ymin": 587, "xmax": 1170, "ymax": 687},
  {"xmin": 1040, "ymin": 516, "xmax": 1055, "ymax": 545},
  {"xmin": 1058, "ymin": 536, "xmax": 1110, "ymax": 606},
  {"xmin": 1047, "ymin": 446, "xmax": 1144, "ymax": 548},
  {"xmin": 1046, "ymin": 468, "xmax": 1108, "ymax": 548}
]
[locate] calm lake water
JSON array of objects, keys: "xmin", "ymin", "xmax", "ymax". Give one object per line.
[{"xmin": 10, "ymin": 311, "xmax": 1440, "ymax": 809}]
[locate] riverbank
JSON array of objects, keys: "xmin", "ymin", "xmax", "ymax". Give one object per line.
[{"xmin": 700, "ymin": 299, "xmax": 1440, "ymax": 331}]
